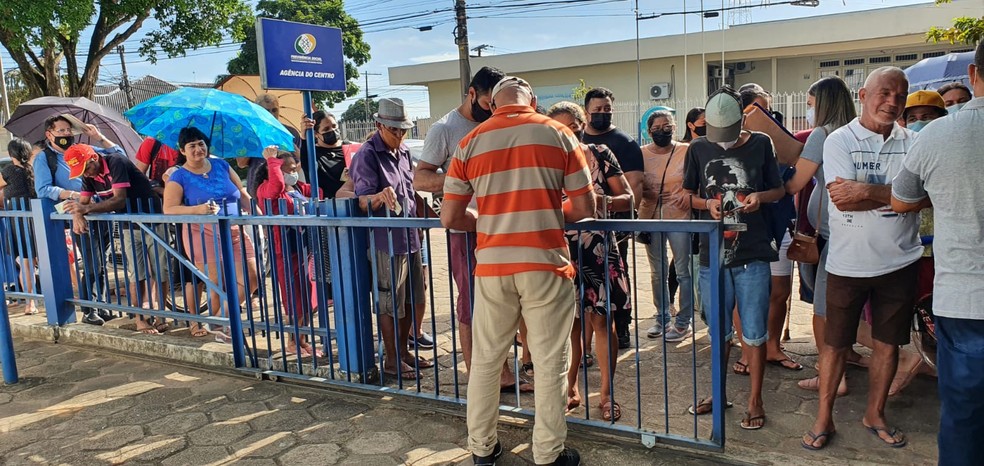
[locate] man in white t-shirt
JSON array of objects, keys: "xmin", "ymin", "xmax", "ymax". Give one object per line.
[
  {"xmin": 412, "ymin": 66, "xmax": 534, "ymax": 393},
  {"xmin": 803, "ymin": 66, "xmax": 922, "ymax": 450}
]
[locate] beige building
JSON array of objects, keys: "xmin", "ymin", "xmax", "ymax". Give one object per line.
[{"xmin": 390, "ymin": 0, "xmax": 982, "ymax": 121}]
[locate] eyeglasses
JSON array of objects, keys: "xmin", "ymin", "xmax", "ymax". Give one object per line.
[
  {"xmin": 48, "ymin": 127, "xmax": 73, "ymax": 135},
  {"xmin": 649, "ymin": 125, "xmax": 674, "ymax": 133},
  {"xmin": 383, "ymin": 125, "xmax": 408, "ymax": 136}
]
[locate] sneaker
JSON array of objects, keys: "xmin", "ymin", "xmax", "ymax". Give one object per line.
[
  {"xmin": 664, "ymin": 325, "xmax": 693, "ymax": 342},
  {"xmin": 548, "ymin": 447, "xmax": 581, "ymax": 465},
  {"xmin": 408, "ymin": 332, "xmax": 435, "ymax": 349},
  {"xmin": 646, "ymin": 323, "xmax": 667, "ymax": 339},
  {"xmin": 617, "ymin": 328, "xmax": 631, "ymax": 349},
  {"xmin": 472, "ymin": 441, "xmax": 502, "ymax": 466},
  {"xmin": 81, "ymin": 310, "xmax": 105, "ymax": 326}
]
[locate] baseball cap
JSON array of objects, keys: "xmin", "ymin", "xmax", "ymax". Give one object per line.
[
  {"xmin": 490, "ymin": 76, "xmax": 533, "ymax": 100},
  {"xmin": 65, "ymin": 144, "xmax": 98, "ymax": 179},
  {"xmin": 704, "ymin": 88, "xmax": 743, "ymax": 143},
  {"xmin": 905, "ymin": 90, "xmax": 947, "ymax": 115}
]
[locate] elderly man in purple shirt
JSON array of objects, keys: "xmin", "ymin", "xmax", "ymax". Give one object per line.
[{"xmin": 349, "ymin": 98, "xmax": 432, "ymax": 380}]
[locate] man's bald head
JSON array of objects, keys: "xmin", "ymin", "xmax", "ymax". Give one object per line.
[{"xmin": 863, "ymin": 66, "xmax": 907, "ymax": 91}]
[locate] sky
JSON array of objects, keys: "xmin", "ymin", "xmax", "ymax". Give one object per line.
[{"xmin": 0, "ymin": 0, "xmax": 967, "ymax": 119}]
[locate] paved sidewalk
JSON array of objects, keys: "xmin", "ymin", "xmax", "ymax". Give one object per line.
[{"xmin": 1, "ymin": 339, "xmax": 723, "ymax": 466}]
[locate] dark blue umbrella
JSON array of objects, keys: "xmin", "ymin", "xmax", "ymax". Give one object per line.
[
  {"xmin": 904, "ymin": 51, "xmax": 975, "ymax": 93},
  {"xmin": 124, "ymin": 88, "xmax": 294, "ymax": 158}
]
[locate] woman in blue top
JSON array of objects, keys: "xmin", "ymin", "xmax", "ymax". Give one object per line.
[{"xmin": 163, "ymin": 127, "xmax": 259, "ymax": 341}]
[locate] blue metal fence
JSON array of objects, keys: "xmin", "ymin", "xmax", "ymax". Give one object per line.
[{"xmin": 0, "ymin": 196, "xmax": 730, "ymax": 451}]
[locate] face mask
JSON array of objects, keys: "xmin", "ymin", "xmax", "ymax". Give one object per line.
[
  {"xmin": 321, "ymin": 129, "xmax": 339, "ymax": 146},
  {"xmin": 805, "ymin": 107, "xmax": 816, "ymax": 127},
  {"xmin": 907, "ymin": 120, "xmax": 929, "ymax": 133},
  {"xmin": 947, "ymin": 102, "xmax": 965, "ymax": 113},
  {"xmin": 651, "ymin": 129, "xmax": 674, "ymax": 147},
  {"xmin": 54, "ymin": 135, "xmax": 75, "ymax": 151},
  {"xmin": 717, "ymin": 139, "xmax": 738, "ymax": 150},
  {"xmin": 589, "ymin": 112, "xmax": 612, "ymax": 131},
  {"xmin": 471, "ymin": 97, "xmax": 493, "ymax": 123},
  {"xmin": 283, "ymin": 171, "xmax": 299, "ymax": 186},
  {"xmin": 693, "ymin": 125, "xmax": 707, "ymax": 137}
]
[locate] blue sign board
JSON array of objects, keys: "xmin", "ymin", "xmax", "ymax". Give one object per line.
[{"xmin": 256, "ymin": 18, "xmax": 346, "ymax": 91}]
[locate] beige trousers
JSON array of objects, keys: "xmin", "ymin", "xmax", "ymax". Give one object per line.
[{"xmin": 467, "ymin": 271, "xmax": 576, "ymax": 464}]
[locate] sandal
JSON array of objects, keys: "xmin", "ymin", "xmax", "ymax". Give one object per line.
[
  {"xmin": 688, "ymin": 398, "xmax": 734, "ymax": 416},
  {"xmin": 404, "ymin": 356, "xmax": 434, "ymax": 369},
  {"xmin": 382, "ymin": 364, "xmax": 420, "ymax": 381},
  {"xmin": 600, "ymin": 401, "xmax": 622, "ymax": 422},
  {"xmin": 190, "ymin": 326, "xmax": 209, "ymax": 338},
  {"xmin": 740, "ymin": 411, "xmax": 766, "ymax": 430},
  {"xmin": 153, "ymin": 321, "xmax": 170, "ymax": 333},
  {"xmin": 567, "ymin": 390, "xmax": 581, "ymax": 411},
  {"xmin": 802, "ymin": 430, "xmax": 836, "ymax": 450},
  {"xmin": 137, "ymin": 327, "xmax": 160, "ymax": 335},
  {"xmin": 767, "ymin": 357, "xmax": 803, "ymax": 371},
  {"xmin": 863, "ymin": 424, "xmax": 907, "ymax": 448},
  {"xmin": 733, "ymin": 360, "xmax": 749, "ymax": 376},
  {"xmin": 582, "ymin": 353, "xmax": 595, "ymax": 368},
  {"xmin": 521, "ymin": 361, "xmax": 534, "ymax": 378}
]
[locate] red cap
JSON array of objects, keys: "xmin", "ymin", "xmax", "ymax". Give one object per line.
[{"xmin": 64, "ymin": 144, "xmax": 98, "ymax": 179}]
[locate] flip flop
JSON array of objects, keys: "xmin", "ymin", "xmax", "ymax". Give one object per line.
[
  {"xmin": 688, "ymin": 398, "xmax": 734, "ymax": 416},
  {"xmin": 768, "ymin": 358, "xmax": 803, "ymax": 371},
  {"xmin": 740, "ymin": 412, "xmax": 766, "ymax": 430},
  {"xmin": 733, "ymin": 360, "xmax": 749, "ymax": 375},
  {"xmin": 582, "ymin": 353, "xmax": 595, "ymax": 368},
  {"xmin": 405, "ymin": 357, "xmax": 434, "ymax": 369},
  {"xmin": 864, "ymin": 424, "xmax": 907, "ymax": 448},
  {"xmin": 153, "ymin": 322, "xmax": 170, "ymax": 333},
  {"xmin": 600, "ymin": 401, "xmax": 622, "ymax": 422},
  {"xmin": 190, "ymin": 326, "xmax": 209, "ymax": 338},
  {"xmin": 802, "ymin": 430, "xmax": 836, "ymax": 450},
  {"xmin": 383, "ymin": 366, "xmax": 421, "ymax": 380},
  {"xmin": 137, "ymin": 327, "xmax": 160, "ymax": 335},
  {"xmin": 521, "ymin": 362, "xmax": 534, "ymax": 378}
]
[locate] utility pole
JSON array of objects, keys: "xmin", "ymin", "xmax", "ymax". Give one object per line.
[
  {"xmin": 454, "ymin": 0, "xmax": 471, "ymax": 97},
  {"xmin": 117, "ymin": 45, "xmax": 135, "ymax": 109},
  {"xmin": 362, "ymin": 71, "xmax": 381, "ymax": 121},
  {"xmin": 0, "ymin": 53, "xmax": 10, "ymax": 122},
  {"xmin": 471, "ymin": 44, "xmax": 490, "ymax": 57}
]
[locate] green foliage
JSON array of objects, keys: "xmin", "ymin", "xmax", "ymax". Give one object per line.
[
  {"xmin": 928, "ymin": 0, "xmax": 984, "ymax": 45},
  {"xmin": 227, "ymin": 0, "xmax": 371, "ymax": 108},
  {"xmin": 0, "ymin": 0, "xmax": 253, "ymax": 99},
  {"xmin": 571, "ymin": 79, "xmax": 591, "ymax": 104},
  {"xmin": 340, "ymin": 98, "xmax": 379, "ymax": 122}
]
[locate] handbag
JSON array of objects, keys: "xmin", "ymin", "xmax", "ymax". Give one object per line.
[{"xmin": 786, "ymin": 185, "xmax": 822, "ymax": 264}]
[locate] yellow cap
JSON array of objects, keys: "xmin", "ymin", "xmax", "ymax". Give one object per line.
[{"xmin": 905, "ymin": 90, "xmax": 946, "ymax": 111}]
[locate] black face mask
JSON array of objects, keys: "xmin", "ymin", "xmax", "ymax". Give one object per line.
[
  {"xmin": 321, "ymin": 129, "xmax": 339, "ymax": 146},
  {"xmin": 471, "ymin": 97, "xmax": 493, "ymax": 123},
  {"xmin": 651, "ymin": 130, "xmax": 674, "ymax": 147},
  {"xmin": 589, "ymin": 112, "xmax": 612, "ymax": 131},
  {"xmin": 54, "ymin": 135, "xmax": 75, "ymax": 151},
  {"xmin": 693, "ymin": 125, "xmax": 707, "ymax": 137}
]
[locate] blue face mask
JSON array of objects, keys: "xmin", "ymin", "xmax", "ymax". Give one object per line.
[
  {"xmin": 907, "ymin": 120, "xmax": 930, "ymax": 133},
  {"xmin": 947, "ymin": 102, "xmax": 966, "ymax": 113}
]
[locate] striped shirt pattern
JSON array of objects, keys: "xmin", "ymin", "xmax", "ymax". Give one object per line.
[{"xmin": 444, "ymin": 105, "xmax": 593, "ymax": 278}]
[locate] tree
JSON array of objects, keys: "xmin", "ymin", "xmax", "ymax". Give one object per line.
[
  {"xmin": 0, "ymin": 0, "xmax": 253, "ymax": 99},
  {"xmin": 227, "ymin": 0, "xmax": 371, "ymax": 109},
  {"xmin": 340, "ymin": 98, "xmax": 379, "ymax": 122},
  {"xmin": 927, "ymin": 0, "xmax": 984, "ymax": 44}
]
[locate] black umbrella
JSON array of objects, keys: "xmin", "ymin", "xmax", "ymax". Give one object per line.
[{"xmin": 4, "ymin": 96, "xmax": 143, "ymax": 156}]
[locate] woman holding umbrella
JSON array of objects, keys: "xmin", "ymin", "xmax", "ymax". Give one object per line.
[{"xmin": 163, "ymin": 127, "xmax": 259, "ymax": 341}]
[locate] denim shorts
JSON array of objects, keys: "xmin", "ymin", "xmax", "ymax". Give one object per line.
[{"xmin": 699, "ymin": 261, "xmax": 771, "ymax": 346}]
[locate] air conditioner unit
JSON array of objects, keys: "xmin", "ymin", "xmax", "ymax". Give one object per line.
[
  {"xmin": 649, "ymin": 82, "xmax": 671, "ymax": 100},
  {"xmin": 734, "ymin": 61, "xmax": 755, "ymax": 74}
]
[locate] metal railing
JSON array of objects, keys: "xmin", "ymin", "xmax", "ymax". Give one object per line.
[{"xmin": 0, "ymin": 197, "xmax": 732, "ymax": 450}]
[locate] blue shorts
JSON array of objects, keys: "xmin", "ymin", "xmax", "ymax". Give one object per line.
[{"xmin": 699, "ymin": 261, "xmax": 771, "ymax": 346}]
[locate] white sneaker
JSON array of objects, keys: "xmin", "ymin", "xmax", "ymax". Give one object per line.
[
  {"xmin": 664, "ymin": 325, "xmax": 693, "ymax": 342},
  {"xmin": 646, "ymin": 323, "xmax": 667, "ymax": 339}
]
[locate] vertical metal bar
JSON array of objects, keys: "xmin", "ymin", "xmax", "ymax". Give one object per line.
[
  {"xmin": 446, "ymin": 230, "xmax": 461, "ymax": 398},
  {"xmin": 0, "ymin": 270, "xmax": 17, "ymax": 383},
  {"xmin": 32, "ymin": 199, "xmax": 74, "ymax": 325},
  {"xmin": 218, "ymin": 218, "xmax": 245, "ymax": 368},
  {"xmin": 708, "ymin": 223, "xmax": 726, "ymax": 447},
  {"xmin": 303, "ymin": 91, "xmax": 320, "ymax": 199}
]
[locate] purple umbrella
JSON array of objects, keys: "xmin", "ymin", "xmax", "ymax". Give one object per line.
[
  {"xmin": 904, "ymin": 51, "xmax": 975, "ymax": 93},
  {"xmin": 4, "ymin": 96, "xmax": 143, "ymax": 156}
]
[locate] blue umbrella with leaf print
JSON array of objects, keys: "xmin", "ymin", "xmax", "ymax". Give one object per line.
[{"xmin": 124, "ymin": 87, "xmax": 295, "ymax": 158}]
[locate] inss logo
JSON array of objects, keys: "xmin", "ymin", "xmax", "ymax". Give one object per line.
[{"xmin": 294, "ymin": 34, "xmax": 317, "ymax": 55}]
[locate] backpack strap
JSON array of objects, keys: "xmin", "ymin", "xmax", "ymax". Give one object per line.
[{"xmin": 45, "ymin": 146, "xmax": 59, "ymax": 181}]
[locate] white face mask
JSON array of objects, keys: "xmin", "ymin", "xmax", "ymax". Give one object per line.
[
  {"xmin": 805, "ymin": 107, "xmax": 816, "ymax": 127},
  {"xmin": 947, "ymin": 102, "xmax": 965, "ymax": 113},
  {"xmin": 283, "ymin": 171, "xmax": 299, "ymax": 187},
  {"xmin": 717, "ymin": 139, "xmax": 738, "ymax": 150}
]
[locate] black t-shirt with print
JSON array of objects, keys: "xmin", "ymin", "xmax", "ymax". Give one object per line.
[
  {"xmin": 682, "ymin": 133, "xmax": 782, "ymax": 268},
  {"xmin": 81, "ymin": 153, "xmax": 161, "ymax": 213}
]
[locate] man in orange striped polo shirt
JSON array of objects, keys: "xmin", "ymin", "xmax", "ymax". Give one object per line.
[{"xmin": 441, "ymin": 76, "xmax": 596, "ymax": 466}]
